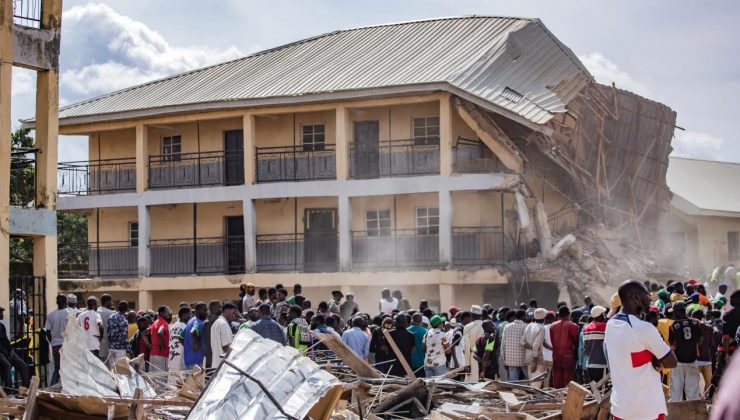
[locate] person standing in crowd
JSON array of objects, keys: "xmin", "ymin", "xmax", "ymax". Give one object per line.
[
  {"xmin": 393, "ymin": 290, "xmax": 410, "ymax": 312},
  {"xmin": 45, "ymin": 295, "xmax": 68, "ymax": 385},
  {"xmin": 550, "ymin": 306, "xmax": 579, "ymax": 388},
  {"xmin": 272, "ymin": 288, "xmax": 289, "ymax": 319},
  {"xmin": 669, "ymin": 301, "xmax": 702, "ymax": 401},
  {"xmin": 98, "ymin": 294, "xmax": 115, "ymax": 364},
  {"xmin": 328, "ymin": 290, "xmax": 343, "ymax": 314},
  {"xmin": 340, "ymin": 292, "xmax": 359, "ymax": 321},
  {"xmin": 464, "ymin": 305, "xmax": 485, "ymax": 381},
  {"xmin": 211, "ymin": 303, "xmax": 238, "ymax": 365},
  {"xmin": 525, "ymin": 300, "xmax": 537, "ymax": 321},
  {"xmin": 184, "ymin": 302, "xmax": 208, "ymax": 369},
  {"xmin": 495, "ymin": 308, "xmax": 511, "ymax": 380},
  {"xmin": 503, "ymin": 309, "xmax": 528, "ymax": 381},
  {"xmin": 66, "ymin": 293, "xmax": 79, "ymax": 316},
  {"xmin": 130, "ymin": 316, "xmax": 151, "ymax": 369},
  {"xmin": 149, "ymin": 305, "xmax": 172, "ymax": 372},
  {"xmin": 582, "ymin": 305, "xmax": 608, "ymax": 382},
  {"xmin": 252, "ymin": 303, "xmax": 287, "ymax": 346},
  {"xmin": 473, "ymin": 319, "xmax": 497, "ymax": 380},
  {"xmin": 78, "ymin": 296, "xmax": 104, "ymax": 356},
  {"xmin": 715, "ymin": 284, "xmax": 728, "ymax": 302},
  {"xmin": 287, "ymin": 305, "xmax": 311, "ymax": 353},
  {"xmin": 286, "ymin": 284, "xmax": 302, "ymax": 305},
  {"xmin": 370, "ymin": 317, "xmax": 393, "ymax": 372},
  {"xmin": 422, "ymin": 315, "xmax": 449, "ymax": 377},
  {"xmin": 127, "ymin": 312, "xmax": 138, "ymax": 340},
  {"xmin": 169, "ymin": 306, "xmax": 191, "ymax": 372},
  {"xmin": 712, "ymin": 290, "xmax": 739, "ymax": 392},
  {"xmin": 521, "ymin": 308, "xmax": 547, "ymax": 387},
  {"xmin": 389, "ymin": 314, "xmax": 415, "ymax": 377},
  {"xmin": 449, "ymin": 311, "xmax": 469, "ymax": 374},
  {"xmin": 241, "ymin": 283, "xmax": 256, "ymax": 311},
  {"xmin": 542, "ymin": 311, "xmax": 555, "ymax": 386},
  {"xmin": 0, "ymin": 307, "xmax": 29, "ymax": 395},
  {"xmin": 106, "ymin": 300, "xmax": 130, "ymax": 366},
  {"xmin": 379, "ymin": 288, "xmax": 398, "ymax": 315},
  {"xmin": 342, "ymin": 316, "xmax": 370, "ymax": 361},
  {"xmin": 692, "ymin": 310, "xmax": 715, "ymax": 393},
  {"xmin": 408, "ymin": 313, "xmax": 428, "ymax": 377},
  {"xmin": 605, "ymin": 280, "xmax": 677, "ymax": 420},
  {"xmin": 9, "ymin": 289, "xmax": 27, "ymax": 339},
  {"xmin": 203, "ymin": 300, "xmax": 222, "ymax": 368}
]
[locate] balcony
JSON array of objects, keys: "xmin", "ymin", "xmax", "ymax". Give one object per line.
[
  {"xmin": 58, "ymin": 158, "xmax": 136, "ymax": 196},
  {"xmin": 256, "ymin": 144, "xmax": 336, "ymax": 183},
  {"xmin": 148, "ymin": 151, "xmax": 244, "ymax": 189},
  {"xmin": 58, "ymin": 241, "xmax": 138, "ymax": 278},
  {"xmin": 351, "ymin": 229, "xmax": 439, "ymax": 270},
  {"xmin": 350, "ymin": 139, "xmax": 439, "ymax": 179},
  {"xmin": 452, "ymin": 226, "xmax": 504, "ymax": 266},
  {"xmin": 149, "ymin": 237, "xmax": 246, "ymax": 276},
  {"xmin": 453, "ymin": 137, "xmax": 503, "ymax": 173},
  {"xmin": 256, "ymin": 232, "xmax": 338, "ymax": 272}
]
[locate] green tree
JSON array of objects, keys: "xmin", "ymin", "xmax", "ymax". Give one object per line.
[{"xmin": 9, "ymin": 127, "xmax": 35, "ymax": 207}]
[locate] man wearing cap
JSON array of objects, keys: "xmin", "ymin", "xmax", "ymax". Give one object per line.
[
  {"xmin": 655, "ymin": 290, "xmax": 671, "ymax": 314},
  {"xmin": 78, "ymin": 296, "xmax": 104, "ymax": 356},
  {"xmin": 340, "ymin": 293, "xmax": 359, "ymax": 321},
  {"xmin": 668, "ymin": 301, "xmax": 702, "ymax": 401},
  {"xmin": 422, "ymin": 315, "xmax": 449, "ymax": 377},
  {"xmin": 521, "ymin": 308, "xmax": 547, "ymax": 387},
  {"xmin": 464, "ymin": 305, "xmax": 485, "ymax": 382},
  {"xmin": 686, "ymin": 293, "xmax": 703, "ymax": 315},
  {"xmin": 582, "ymin": 306, "xmax": 608, "ymax": 382},
  {"xmin": 67, "ymin": 293, "xmax": 79, "ymax": 316}
]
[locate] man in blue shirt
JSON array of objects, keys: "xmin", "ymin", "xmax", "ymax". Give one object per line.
[
  {"xmin": 183, "ymin": 302, "xmax": 208, "ymax": 369},
  {"xmin": 252, "ymin": 303, "xmax": 287, "ymax": 345},
  {"xmin": 407, "ymin": 313, "xmax": 428, "ymax": 377},
  {"xmin": 341, "ymin": 316, "xmax": 370, "ymax": 361}
]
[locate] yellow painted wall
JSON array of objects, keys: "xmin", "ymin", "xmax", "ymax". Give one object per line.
[
  {"xmin": 255, "ymin": 197, "xmax": 339, "ymax": 235},
  {"xmin": 452, "ymin": 191, "xmax": 504, "ymax": 227},
  {"xmin": 350, "ymin": 193, "xmax": 438, "ymax": 231},
  {"xmin": 88, "ymin": 129, "xmax": 136, "ymax": 161},
  {"xmin": 149, "ymin": 201, "xmax": 242, "ymax": 240},
  {"xmin": 348, "ymin": 101, "xmax": 438, "ymax": 142},
  {"xmin": 87, "ymin": 207, "xmax": 137, "ymax": 243},
  {"xmin": 254, "ymin": 111, "xmax": 336, "ymax": 148}
]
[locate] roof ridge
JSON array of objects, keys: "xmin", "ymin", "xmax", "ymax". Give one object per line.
[{"xmin": 670, "ymin": 155, "xmax": 740, "ymax": 166}]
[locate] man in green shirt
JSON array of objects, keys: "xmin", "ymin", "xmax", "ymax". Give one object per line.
[
  {"xmin": 407, "ymin": 313, "xmax": 428, "ymax": 377},
  {"xmin": 286, "ymin": 284, "xmax": 302, "ymax": 305}
]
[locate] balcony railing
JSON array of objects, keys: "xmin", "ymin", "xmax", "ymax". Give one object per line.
[
  {"xmin": 58, "ymin": 241, "xmax": 138, "ymax": 278},
  {"xmin": 58, "ymin": 158, "xmax": 136, "ymax": 196},
  {"xmin": 256, "ymin": 144, "xmax": 336, "ymax": 183},
  {"xmin": 350, "ymin": 139, "xmax": 439, "ymax": 179},
  {"xmin": 256, "ymin": 233, "xmax": 304, "ymax": 272},
  {"xmin": 148, "ymin": 151, "xmax": 244, "ymax": 189},
  {"xmin": 10, "ymin": 147, "xmax": 36, "ymax": 207},
  {"xmin": 452, "ymin": 226, "xmax": 504, "ymax": 266},
  {"xmin": 351, "ymin": 229, "xmax": 439, "ymax": 270},
  {"xmin": 453, "ymin": 137, "xmax": 503, "ymax": 173},
  {"xmin": 149, "ymin": 236, "xmax": 245, "ymax": 276}
]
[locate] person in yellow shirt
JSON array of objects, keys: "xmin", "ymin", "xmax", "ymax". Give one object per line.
[
  {"xmin": 670, "ymin": 282, "xmax": 685, "ymax": 302},
  {"xmin": 127, "ymin": 311, "xmax": 138, "ymax": 340},
  {"xmin": 656, "ymin": 308, "xmax": 674, "ymax": 396}
]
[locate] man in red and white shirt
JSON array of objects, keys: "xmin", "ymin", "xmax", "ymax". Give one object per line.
[{"xmin": 605, "ymin": 280, "xmax": 677, "ymax": 420}]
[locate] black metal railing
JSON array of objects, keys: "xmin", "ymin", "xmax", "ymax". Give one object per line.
[
  {"xmin": 453, "ymin": 137, "xmax": 503, "ymax": 173},
  {"xmin": 13, "ymin": 0, "xmax": 42, "ymax": 28},
  {"xmin": 256, "ymin": 233, "xmax": 304, "ymax": 272},
  {"xmin": 150, "ymin": 236, "xmax": 245, "ymax": 276},
  {"xmin": 58, "ymin": 158, "xmax": 136, "ymax": 195},
  {"xmin": 10, "ymin": 147, "xmax": 36, "ymax": 207},
  {"xmin": 351, "ymin": 229, "xmax": 439, "ymax": 270},
  {"xmin": 148, "ymin": 151, "xmax": 244, "ymax": 189},
  {"xmin": 57, "ymin": 241, "xmax": 138, "ymax": 278},
  {"xmin": 256, "ymin": 144, "xmax": 336, "ymax": 182},
  {"xmin": 452, "ymin": 226, "xmax": 505, "ymax": 266},
  {"xmin": 350, "ymin": 139, "xmax": 440, "ymax": 179},
  {"xmin": 9, "ymin": 275, "xmax": 47, "ymax": 387}
]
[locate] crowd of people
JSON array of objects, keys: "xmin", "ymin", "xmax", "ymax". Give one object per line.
[{"xmin": 28, "ymin": 277, "xmax": 740, "ymax": 419}]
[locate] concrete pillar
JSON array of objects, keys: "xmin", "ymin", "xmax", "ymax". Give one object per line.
[
  {"xmin": 135, "ymin": 124, "xmax": 148, "ymax": 192},
  {"xmin": 138, "ymin": 290, "xmax": 153, "ymax": 312},
  {"xmin": 137, "ymin": 204, "xmax": 151, "ymax": 277},
  {"xmin": 0, "ymin": 0, "xmax": 13, "ymax": 329},
  {"xmin": 335, "ymin": 106, "xmax": 350, "ymax": 180},
  {"xmin": 243, "ymin": 113, "xmax": 256, "ymax": 184},
  {"xmin": 338, "ymin": 194, "xmax": 352, "ymax": 271},
  {"xmin": 33, "ymin": 236, "xmax": 58, "ymax": 310},
  {"xmin": 35, "ymin": 71, "xmax": 59, "ymax": 208},
  {"xmin": 438, "ymin": 190, "xmax": 453, "ymax": 266},
  {"xmin": 439, "ymin": 94, "xmax": 453, "ymax": 176},
  {"xmin": 439, "ymin": 283, "xmax": 455, "ymax": 314},
  {"xmin": 242, "ymin": 198, "xmax": 256, "ymax": 273}
]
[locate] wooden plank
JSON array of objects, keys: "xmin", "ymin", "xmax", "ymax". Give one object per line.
[
  {"xmin": 99, "ymin": 397, "xmax": 193, "ymax": 407},
  {"xmin": 498, "ymin": 391, "xmax": 521, "ymax": 407},
  {"xmin": 562, "ymin": 381, "xmax": 589, "ymax": 420},
  {"xmin": 127, "ymin": 388, "xmax": 144, "ymax": 420},
  {"xmin": 22, "ymin": 376, "xmax": 40, "ymax": 420},
  {"xmin": 382, "ymin": 330, "xmax": 416, "ymax": 379},
  {"xmin": 314, "ymin": 332, "xmax": 381, "ymax": 378}
]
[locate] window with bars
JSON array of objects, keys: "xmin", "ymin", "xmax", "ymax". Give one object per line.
[
  {"xmin": 162, "ymin": 135, "xmax": 182, "ymax": 161},
  {"xmin": 129, "ymin": 222, "xmax": 139, "ymax": 247},
  {"xmin": 413, "ymin": 117, "xmax": 440, "ymax": 145},
  {"xmin": 366, "ymin": 209, "xmax": 391, "ymax": 237},
  {"xmin": 416, "ymin": 207, "xmax": 439, "ymax": 235},
  {"xmin": 302, "ymin": 124, "xmax": 326, "ymax": 151}
]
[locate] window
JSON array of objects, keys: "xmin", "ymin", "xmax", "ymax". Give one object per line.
[
  {"xmin": 416, "ymin": 207, "xmax": 439, "ymax": 235},
  {"xmin": 729, "ymin": 231, "xmax": 739, "ymax": 261},
  {"xmin": 413, "ymin": 117, "xmax": 440, "ymax": 145},
  {"xmin": 129, "ymin": 222, "xmax": 139, "ymax": 247},
  {"xmin": 366, "ymin": 210, "xmax": 391, "ymax": 237},
  {"xmin": 302, "ymin": 124, "xmax": 325, "ymax": 151},
  {"xmin": 162, "ymin": 135, "xmax": 182, "ymax": 161}
]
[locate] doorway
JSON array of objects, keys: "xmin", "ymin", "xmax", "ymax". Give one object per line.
[
  {"xmin": 303, "ymin": 208, "xmax": 338, "ymax": 272},
  {"xmin": 225, "ymin": 215, "xmax": 245, "ymax": 273},
  {"xmin": 224, "ymin": 130, "xmax": 244, "ymax": 185},
  {"xmin": 353, "ymin": 120, "xmax": 380, "ymax": 179}
]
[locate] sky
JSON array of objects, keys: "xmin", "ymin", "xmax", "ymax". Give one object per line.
[{"xmin": 10, "ymin": 0, "xmax": 740, "ymax": 163}]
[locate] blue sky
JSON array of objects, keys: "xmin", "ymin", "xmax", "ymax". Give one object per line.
[{"xmin": 11, "ymin": 0, "xmax": 739, "ymax": 162}]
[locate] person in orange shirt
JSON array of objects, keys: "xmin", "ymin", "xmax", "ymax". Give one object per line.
[{"xmin": 696, "ymin": 284, "xmax": 712, "ymax": 308}]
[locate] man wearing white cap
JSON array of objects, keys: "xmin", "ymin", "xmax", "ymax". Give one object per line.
[
  {"xmin": 67, "ymin": 293, "xmax": 79, "ymax": 316},
  {"xmin": 583, "ymin": 305, "xmax": 608, "ymax": 382},
  {"xmin": 464, "ymin": 305, "xmax": 484, "ymax": 382},
  {"xmin": 521, "ymin": 308, "xmax": 547, "ymax": 388}
]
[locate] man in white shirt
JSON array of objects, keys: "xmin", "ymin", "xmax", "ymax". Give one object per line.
[
  {"xmin": 77, "ymin": 296, "xmax": 104, "ymax": 356},
  {"xmin": 210, "ymin": 302, "xmax": 238, "ymax": 366},
  {"xmin": 45, "ymin": 295, "xmax": 69, "ymax": 385},
  {"xmin": 605, "ymin": 280, "xmax": 677, "ymax": 420},
  {"xmin": 464, "ymin": 305, "xmax": 484, "ymax": 382}
]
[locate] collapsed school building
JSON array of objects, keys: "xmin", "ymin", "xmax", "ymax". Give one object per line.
[{"xmin": 37, "ymin": 16, "xmax": 676, "ymax": 310}]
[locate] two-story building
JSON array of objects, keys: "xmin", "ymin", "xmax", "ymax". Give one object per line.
[{"xmin": 37, "ymin": 16, "xmax": 675, "ymax": 311}]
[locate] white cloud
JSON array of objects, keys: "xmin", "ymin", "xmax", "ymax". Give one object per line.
[
  {"xmin": 578, "ymin": 52, "xmax": 651, "ymax": 97},
  {"xmin": 671, "ymin": 130, "xmax": 725, "ymax": 160},
  {"xmin": 11, "ymin": 68, "xmax": 35, "ymax": 96},
  {"xmin": 60, "ymin": 3, "xmax": 243, "ymax": 97}
]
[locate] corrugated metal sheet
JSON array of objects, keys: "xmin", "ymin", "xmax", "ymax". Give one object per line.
[
  {"xmin": 667, "ymin": 157, "xmax": 740, "ymax": 215},
  {"xmin": 54, "ymin": 16, "xmax": 591, "ymax": 127},
  {"xmin": 187, "ymin": 328, "xmax": 340, "ymax": 419}
]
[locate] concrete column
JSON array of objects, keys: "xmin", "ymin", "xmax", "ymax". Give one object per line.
[
  {"xmin": 33, "ymin": 236, "xmax": 58, "ymax": 311},
  {"xmin": 438, "ymin": 190, "xmax": 453, "ymax": 266},
  {"xmin": 243, "ymin": 113, "xmax": 256, "ymax": 184},
  {"xmin": 439, "ymin": 283, "xmax": 455, "ymax": 314},
  {"xmin": 242, "ymin": 198, "xmax": 256, "ymax": 273},
  {"xmin": 439, "ymin": 94, "xmax": 453, "ymax": 176},
  {"xmin": 135, "ymin": 124, "xmax": 149, "ymax": 192},
  {"xmin": 338, "ymin": 194, "xmax": 352, "ymax": 271},
  {"xmin": 335, "ymin": 106, "xmax": 350, "ymax": 180},
  {"xmin": 35, "ymin": 71, "xmax": 59, "ymax": 208},
  {"xmin": 138, "ymin": 290, "xmax": 153, "ymax": 312},
  {"xmin": 0, "ymin": 0, "xmax": 13, "ymax": 330},
  {"xmin": 137, "ymin": 204, "xmax": 151, "ymax": 277}
]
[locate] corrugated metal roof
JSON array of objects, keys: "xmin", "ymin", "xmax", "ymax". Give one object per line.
[
  {"xmin": 53, "ymin": 16, "xmax": 592, "ymax": 128},
  {"xmin": 667, "ymin": 157, "xmax": 740, "ymax": 216}
]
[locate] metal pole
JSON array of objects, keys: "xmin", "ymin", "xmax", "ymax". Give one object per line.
[
  {"xmin": 96, "ymin": 208, "xmax": 100, "ymax": 277},
  {"xmin": 294, "ymin": 197, "xmax": 298, "ymax": 270},
  {"xmin": 500, "ymin": 191, "xmax": 505, "ymax": 264},
  {"xmin": 193, "ymin": 203, "xmax": 198, "ymax": 274}
]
